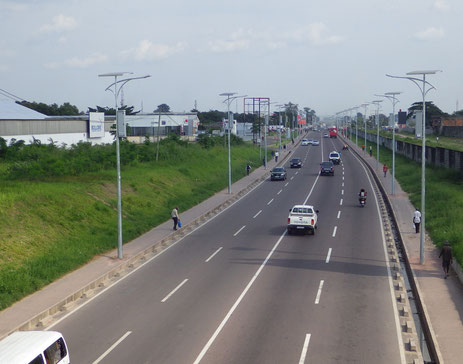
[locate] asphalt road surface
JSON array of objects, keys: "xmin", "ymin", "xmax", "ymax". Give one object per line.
[{"xmin": 49, "ymin": 132, "xmax": 405, "ymax": 364}]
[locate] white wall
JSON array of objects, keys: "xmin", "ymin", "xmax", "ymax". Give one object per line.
[{"xmin": 3, "ymin": 132, "xmax": 114, "ymax": 147}]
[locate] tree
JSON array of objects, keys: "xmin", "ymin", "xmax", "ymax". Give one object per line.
[
  {"xmin": 17, "ymin": 101, "xmax": 83, "ymax": 116},
  {"xmin": 154, "ymin": 104, "xmax": 170, "ymax": 112},
  {"xmin": 407, "ymin": 101, "xmax": 447, "ymax": 127},
  {"xmin": 87, "ymin": 105, "xmax": 139, "ymax": 115}
]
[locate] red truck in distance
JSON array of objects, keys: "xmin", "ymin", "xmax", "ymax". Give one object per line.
[{"xmin": 329, "ymin": 127, "xmax": 337, "ymax": 138}]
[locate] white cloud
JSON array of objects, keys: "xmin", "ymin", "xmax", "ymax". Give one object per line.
[
  {"xmin": 434, "ymin": 0, "xmax": 449, "ymax": 11},
  {"xmin": 123, "ymin": 40, "xmax": 186, "ymax": 61},
  {"xmin": 40, "ymin": 14, "xmax": 77, "ymax": 33},
  {"xmin": 208, "ymin": 39, "xmax": 250, "ymax": 53},
  {"xmin": 285, "ymin": 23, "xmax": 343, "ymax": 46},
  {"xmin": 44, "ymin": 53, "xmax": 107, "ymax": 69},
  {"xmin": 414, "ymin": 27, "xmax": 445, "ymax": 41}
]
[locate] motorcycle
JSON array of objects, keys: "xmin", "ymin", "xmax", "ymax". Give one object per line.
[
  {"xmin": 359, "ymin": 197, "xmax": 366, "ymax": 207},
  {"xmin": 342, "ymin": 144, "xmax": 349, "ymax": 150}
]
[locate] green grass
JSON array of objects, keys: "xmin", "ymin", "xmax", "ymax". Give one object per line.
[
  {"xmin": 350, "ymin": 135, "xmax": 463, "ymax": 265},
  {"xmin": 0, "ymin": 142, "xmax": 265, "ymax": 310}
]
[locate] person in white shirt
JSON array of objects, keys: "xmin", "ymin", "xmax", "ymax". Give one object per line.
[
  {"xmin": 413, "ymin": 209, "xmax": 421, "ymax": 233},
  {"xmin": 171, "ymin": 207, "xmax": 179, "ymax": 230}
]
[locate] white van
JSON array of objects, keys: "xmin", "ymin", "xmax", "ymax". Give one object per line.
[{"xmin": 0, "ymin": 331, "xmax": 70, "ymax": 364}]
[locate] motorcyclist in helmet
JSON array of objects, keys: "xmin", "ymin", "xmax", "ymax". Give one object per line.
[{"xmin": 358, "ymin": 188, "xmax": 367, "ymax": 204}]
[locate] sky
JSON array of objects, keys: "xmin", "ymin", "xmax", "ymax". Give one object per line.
[{"xmin": 0, "ymin": 0, "xmax": 461, "ymax": 118}]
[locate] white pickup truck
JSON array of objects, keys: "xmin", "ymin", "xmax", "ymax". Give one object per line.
[{"xmin": 287, "ymin": 205, "xmax": 318, "ymax": 235}]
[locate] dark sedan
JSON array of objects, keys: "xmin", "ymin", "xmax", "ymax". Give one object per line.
[
  {"xmin": 290, "ymin": 158, "xmax": 302, "ymax": 168},
  {"xmin": 270, "ymin": 167, "xmax": 287, "ymax": 181},
  {"xmin": 320, "ymin": 161, "xmax": 334, "ymax": 176}
]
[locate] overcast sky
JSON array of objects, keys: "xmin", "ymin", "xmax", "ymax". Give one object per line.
[{"xmin": 0, "ymin": 0, "xmax": 461, "ymax": 118}]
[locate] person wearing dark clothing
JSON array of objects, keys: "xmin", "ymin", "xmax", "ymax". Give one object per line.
[
  {"xmin": 246, "ymin": 164, "xmax": 251, "ymax": 175},
  {"xmin": 171, "ymin": 207, "xmax": 179, "ymax": 230},
  {"xmin": 369, "ymin": 146, "xmax": 373, "ymax": 157},
  {"xmin": 383, "ymin": 164, "xmax": 388, "ymax": 177},
  {"xmin": 439, "ymin": 241, "xmax": 453, "ymax": 278},
  {"xmin": 413, "ymin": 209, "xmax": 421, "ymax": 233}
]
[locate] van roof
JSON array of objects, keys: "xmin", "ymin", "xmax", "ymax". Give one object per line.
[{"xmin": 0, "ymin": 331, "xmax": 63, "ymax": 364}]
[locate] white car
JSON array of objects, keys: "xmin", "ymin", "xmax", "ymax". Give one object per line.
[
  {"xmin": 301, "ymin": 139, "xmax": 310, "ymax": 146},
  {"xmin": 287, "ymin": 205, "xmax": 319, "ymax": 235},
  {"xmin": 329, "ymin": 151, "xmax": 341, "ymax": 164},
  {"xmin": 312, "ymin": 140, "xmax": 320, "ymax": 146},
  {"xmin": 323, "ymin": 133, "xmax": 329, "ymax": 138}
]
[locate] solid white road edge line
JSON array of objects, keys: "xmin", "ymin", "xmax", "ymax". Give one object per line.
[
  {"xmin": 92, "ymin": 331, "xmax": 132, "ymax": 364},
  {"xmin": 267, "ymin": 198, "xmax": 274, "ymax": 205},
  {"xmin": 253, "ymin": 210, "xmax": 262, "ymax": 218},
  {"xmin": 337, "ymin": 211, "xmax": 341, "ymax": 219},
  {"xmin": 205, "ymin": 247, "xmax": 223, "ymax": 263},
  {"xmin": 233, "ymin": 225, "xmax": 246, "ymax": 236},
  {"xmin": 161, "ymin": 278, "xmax": 188, "ymax": 303},
  {"xmin": 298, "ymin": 333, "xmax": 311, "ymax": 364},
  {"xmin": 326, "ymin": 248, "xmax": 332, "ymax": 263},
  {"xmin": 45, "ymin": 168, "xmax": 269, "ymax": 330},
  {"xmin": 315, "ymin": 280, "xmax": 324, "ymax": 304},
  {"xmin": 193, "ymin": 164, "xmax": 322, "ymax": 364},
  {"xmin": 332, "ymin": 226, "xmax": 337, "ymax": 237},
  {"xmin": 351, "ymin": 149, "xmax": 407, "ymax": 364}
]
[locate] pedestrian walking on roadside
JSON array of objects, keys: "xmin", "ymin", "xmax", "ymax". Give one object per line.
[
  {"xmin": 362, "ymin": 144, "xmax": 365, "ymax": 152},
  {"xmin": 413, "ymin": 208, "xmax": 421, "ymax": 233},
  {"xmin": 369, "ymin": 146, "xmax": 373, "ymax": 157},
  {"xmin": 171, "ymin": 207, "xmax": 179, "ymax": 230},
  {"xmin": 246, "ymin": 164, "xmax": 251, "ymax": 175},
  {"xmin": 275, "ymin": 151, "xmax": 279, "ymax": 163},
  {"xmin": 383, "ymin": 163, "xmax": 388, "ymax": 177},
  {"xmin": 283, "ymin": 144, "xmax": 286, "ymax": 150},
  {"xmin": 439, "ymin": 240, "xmax": 453, "ymax": 278}
]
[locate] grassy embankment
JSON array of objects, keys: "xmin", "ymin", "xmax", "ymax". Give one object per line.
[
  {"xmin": 0, "ymin": 137, "xmax": 265, "ymax": 310},
  {"xmin": 351, "ymin": 135, "xmax": 463, "ymax": 265}
]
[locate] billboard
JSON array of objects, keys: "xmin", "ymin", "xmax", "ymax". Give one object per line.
[{"xmin": 89, "ymin": 112, "xmax": 105, "ymax": 138}]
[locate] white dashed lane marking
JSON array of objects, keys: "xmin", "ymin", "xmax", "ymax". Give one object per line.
[
  {"xmin": 234, "ymin": 225, "xmax": 246, "ymax": 236},
  {"xmin": 315, "ymin": 280, "xmax": 324, "ymax": 304},
  {"xmin": 326, "ymin": 248, "xmax": 332, "ymax": 263},
  {"xmin": 161, "ymin": 279, "xmax": 188, "ymax": 303},
  {"xmin": 332, "ymin": 226, "xmax": 337, "ymax": 237},
  {"xmin": 253, "ymin": 210, "xmax": 262, "ymax": 218},
  {"xmin": 277, "ymin": 189, "xmax": 283, "ymax": 195},
  {"xmin": 337, "ymin": 211, "xmax": 341, "ymax": 219},
  {"xmin": 340, "ymin": 199, "xmax": 343, "ymax": 205},
  {"xmin": 298, "ymin": 334, "xmax": 311, "ymax": 364},
  {"xmin": 267, "ymin": 198, "xmax": 274, "ymax": 205},
  {"xmin": 285, "ymin": 182, "xmax": 289, "ymax": 187},
  {"xmin": 205, "ymin": 247, "xmax": 223, "ymax": 262}
]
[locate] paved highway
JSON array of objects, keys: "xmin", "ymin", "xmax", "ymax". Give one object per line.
[{"xmin": 49, "ymin": 132, "xmax": 405, "ymax": 363}]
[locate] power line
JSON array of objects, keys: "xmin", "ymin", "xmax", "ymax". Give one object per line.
[{"xmin": 0, "ymin": 88, "xmax": 25, "ymax": 102}]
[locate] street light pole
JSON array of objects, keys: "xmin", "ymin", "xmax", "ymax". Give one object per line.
[
  {"xmin": 98, "ymin": 72, "xmax": 151, "ymax": 259},
  {"xmin": 376, "ymin": 92, "xmax": 401, "ymax": 195},
  {"xmin": 372, "ymin": 100, "xmax": 383, "ymax": 170},
  {"xmin": 387, "ymin": 70, "xmax": 441, "ymax": 264},
  {"xmin": 220, "ymin": 93, "xmax": 246, "ymax": 194},
  {"xmin": 361, "ymin": 103, "xmax": 369, "ymax": 153}
]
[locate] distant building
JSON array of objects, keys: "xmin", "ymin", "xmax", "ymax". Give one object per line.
[{"xmin": 0, "ymin": 99, "xmax": 199, "ymax": 146}]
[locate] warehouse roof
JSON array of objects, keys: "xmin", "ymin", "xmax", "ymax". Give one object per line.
[{"xmin": 0, "ymin": 99, "xmax": 46, "ymax": 120}]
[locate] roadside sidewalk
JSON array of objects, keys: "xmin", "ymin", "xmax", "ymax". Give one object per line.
[
  {"xmin": 345, "ymin": 135, "xmax": 463, "ymax": 364},
  {"xmin": 0, "ymin": 135, "xmax": 301, "ymax": 340}
]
